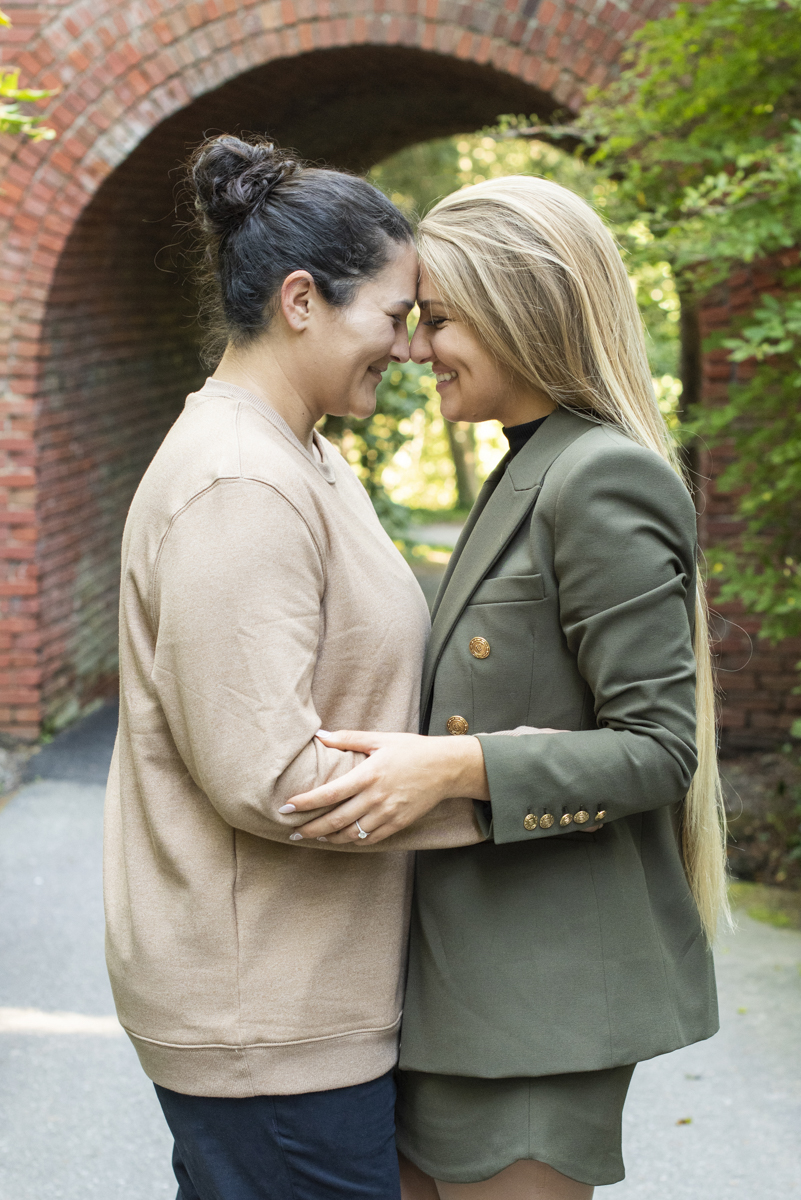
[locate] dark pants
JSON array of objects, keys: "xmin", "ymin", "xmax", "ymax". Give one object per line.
[{"xmin": 154, "ymin": 1071, "xmax": 401, "ymax": 1200}]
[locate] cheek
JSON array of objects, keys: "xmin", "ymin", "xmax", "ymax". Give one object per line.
[{"xmin": 342, "ymin": 307, "xmax": 393, "ymax": 357}]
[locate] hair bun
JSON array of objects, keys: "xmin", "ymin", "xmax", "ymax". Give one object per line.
[{"xmin": 191, "ymin": 135, "xmax": 301, "ymax": 235}]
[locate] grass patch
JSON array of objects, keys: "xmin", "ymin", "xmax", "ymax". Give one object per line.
[{"xmin": 729, "ymin": 881, "xmax": 801, "ymax": 930}]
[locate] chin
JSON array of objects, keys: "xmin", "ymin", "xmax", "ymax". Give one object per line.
[
  {"xmin": 440, "ymin": 396, "xmax": 469, "ymax": 423},
  {"xmin": 348, "ymin": 393, "xmax": 378, "ymax": 420}
]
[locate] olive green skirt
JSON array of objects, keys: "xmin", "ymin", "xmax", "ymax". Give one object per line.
[{"xmin": 395, "ymin": 1064, "xmax": 635, "ymax": 1187}]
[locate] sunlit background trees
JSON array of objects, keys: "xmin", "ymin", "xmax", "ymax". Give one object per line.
[{"xmin": 327, "ymin": 0, "xmax": 801, "ymax": 686}]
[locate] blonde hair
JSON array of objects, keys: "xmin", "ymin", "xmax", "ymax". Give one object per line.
[{"xmin": 419, "ymin": 175, "xmax": 729, "ymax": 939}]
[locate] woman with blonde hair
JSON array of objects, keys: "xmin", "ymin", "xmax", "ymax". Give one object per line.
[{"xmin": 288, "ymin": 174, "xmax": 728, "ymax": 1198}]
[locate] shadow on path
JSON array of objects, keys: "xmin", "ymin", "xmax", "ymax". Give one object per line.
[{"xmin": 21, "ymin": 703, "xmax": 119, "ymax": 787}]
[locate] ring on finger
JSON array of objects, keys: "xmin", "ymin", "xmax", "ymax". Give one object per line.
[{"xmin": 355, "ymin": 820, "xmax": 369, "ymax": 840}]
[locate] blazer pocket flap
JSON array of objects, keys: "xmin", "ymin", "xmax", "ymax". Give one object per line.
[{"xmin": 470, "ymin": 573, "xmax": 545, "ymax": 604}]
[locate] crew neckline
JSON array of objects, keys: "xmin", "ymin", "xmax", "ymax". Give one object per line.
[{"xmin": 199, "ymin": 378, "xmax": 337, "ymax": 484}]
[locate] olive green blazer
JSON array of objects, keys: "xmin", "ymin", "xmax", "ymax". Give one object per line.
[{"xmin": 399, "ymin": 409, "xmax": 718, "ymax": 1079}]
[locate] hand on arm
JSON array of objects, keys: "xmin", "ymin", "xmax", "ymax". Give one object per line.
[
  {"xmin": 284, "ymin": 726, "xmax": 600, "ymax": 843},
  {"xmin": 283, "ymin": 730, "xmax": 489, "ymax": 844}
]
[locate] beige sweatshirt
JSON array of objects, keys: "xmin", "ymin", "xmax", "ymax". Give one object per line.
[{"xmin": 104, "ymin": 379, "xmax": 483, "ymax": 1098}]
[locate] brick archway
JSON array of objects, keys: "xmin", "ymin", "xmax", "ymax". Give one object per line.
[{"xmin": 0, "ymin": 0, "xmax": 669, "ymax": 736}]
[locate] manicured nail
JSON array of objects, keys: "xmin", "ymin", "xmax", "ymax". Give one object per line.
[
  {"xmin": 317, "ymin": 836, "xmax": 328, "ymax": 842},
  {"xmin": 289, "ymin": 832, "xmax": 303, "ymax": 841},
  {"xmin": 316, "ymin": 729, "xmax": 332, "ymax": 737},
  {"xmin": 278, "ymin": 804, "xmax": 296, "ymax": 813}
]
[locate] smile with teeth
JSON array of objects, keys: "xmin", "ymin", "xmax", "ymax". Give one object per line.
[{"xmin": 435, "ymin": 371, "xmax": 457, "ymax": 383}]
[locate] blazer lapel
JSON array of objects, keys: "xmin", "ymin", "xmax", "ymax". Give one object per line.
[
  {"xmin": 420, "ymin": 409, "xmax": 597, "ymax": 721},
  {"xmin": 429, "ymin": 453, "xmax": 510, "ymax": 623}
]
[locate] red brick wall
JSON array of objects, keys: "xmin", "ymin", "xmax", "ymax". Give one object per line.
[
  {"xmin": 699, "ymin": 255, "xmax": 801, "ymax": 751},
  {"xmin": 0, "ymin": 0, "xmax": 677, "ymax": 737},
  {"xmin": 37, "ymin": 146, "xmax": 203, "ymax": 728}
]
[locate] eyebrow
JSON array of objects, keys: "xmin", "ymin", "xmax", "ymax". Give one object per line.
[{"xmin": 416, "ymin": 299, "xmax": 444, "ymax": 309}]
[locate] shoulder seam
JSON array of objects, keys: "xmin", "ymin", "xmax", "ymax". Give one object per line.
[{"xmin": 148, "ymin": 477, "xmax": 325, "ymax": 628}]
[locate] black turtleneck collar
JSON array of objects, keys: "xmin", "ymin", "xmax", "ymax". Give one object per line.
[{"xmin": 502, "ymin": 413, "xmax": 550, "ymax": 460}]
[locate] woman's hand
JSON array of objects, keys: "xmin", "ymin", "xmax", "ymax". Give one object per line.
[{"xmin": 280, "ymin": 730, "xmax": 489, "ymax": 844}]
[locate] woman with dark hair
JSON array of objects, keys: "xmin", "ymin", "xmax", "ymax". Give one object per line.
[{"xmin": 103, "ymin": 135, "xmax": 483, "ymax": 1200}]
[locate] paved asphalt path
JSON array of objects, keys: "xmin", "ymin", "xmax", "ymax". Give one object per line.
[{"xmin": 1, "ymin": 707, "xmax": 800, "ymax": 1199}]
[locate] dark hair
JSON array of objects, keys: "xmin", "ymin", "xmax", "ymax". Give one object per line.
[{"xmin": 187, "ymin": 134, "xmax": 413, "ymax": 364}]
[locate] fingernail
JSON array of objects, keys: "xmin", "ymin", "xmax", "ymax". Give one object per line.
[
  {"xmin": 278, "ymin": 804, "xmax": 296, "ymax": 814},
  {"xmin": 317, "ymin": 836, "xmax": 328, "ymax": 842},
  {"xmin": 289, "ymin": 832, "xmax": 303, "ymax": 841},
  {"xmin": 316, "ymin": 729, "xmax": 331, "ymax": 737}
]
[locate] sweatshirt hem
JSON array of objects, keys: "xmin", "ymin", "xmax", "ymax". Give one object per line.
[{"xmin": 127, "ymin": 1018, "xmax": 401, "ymax": 1098}]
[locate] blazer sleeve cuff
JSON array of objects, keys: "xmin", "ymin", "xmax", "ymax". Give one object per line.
[
  {"xmin": 476, "ymin": 729, "xmax": 693, "ymax": 845},
  {"xmin": 476, "ymin": 731, "xmax": 612, "ymax": 845}
]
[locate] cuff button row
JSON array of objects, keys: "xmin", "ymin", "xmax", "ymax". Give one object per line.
[{"xmin": 523, "ymin": 809, "xmax": 604, "ymax": 831}]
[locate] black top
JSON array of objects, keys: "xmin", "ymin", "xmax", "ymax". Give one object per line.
[{"xmin": 502, "ymin": 414, "xmax": 550, "ymax": 460}]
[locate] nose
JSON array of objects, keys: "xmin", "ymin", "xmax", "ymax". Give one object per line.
[
  {"xmin": 390, "ymin": 322, "xmax": 410, "ymax": 364},
  {"xmin": 410, "ymin": 322, "xmax": 432, "ymax": 365}
]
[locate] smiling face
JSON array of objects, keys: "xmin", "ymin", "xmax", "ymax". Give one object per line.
[
  {"xmin": 306, "ymin": 240, "xmax": 419, "ymax": 421},
  {"xmin": 411, "ymin": 264, "xmax": 555, "ymax": 428}
]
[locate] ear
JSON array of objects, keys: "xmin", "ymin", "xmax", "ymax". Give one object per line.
[{"xmin": 279, "ymin": 270, "xmax": 317, "ymax": 332}]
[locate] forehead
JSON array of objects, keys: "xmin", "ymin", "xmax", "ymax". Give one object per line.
[
  {"xmin": 416, "ymin": 264, "xmax": 443, "ymax": 306},
  {"xmin": 365, "ymin": 241, "xmax": 417, "ymax": 295}
]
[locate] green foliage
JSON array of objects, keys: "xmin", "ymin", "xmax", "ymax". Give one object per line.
[
  {"xmin": 320, "ymin": 361, "xmax": 431, "ymax": 540},
  {"xmin": 729, "ymin": 881, "xmax": 801, "ymax": 927},
  {"xmin": 582, "ymin": 0, "xmax": 801, "ymax": 257},
  {"xmin": 686, "ymin": 291, "xmax": 801, "ymax": 642},
  {"xmin": 0, "ymin": 12, "xmax": 56, "ymax": 141},
  {"xmin": 569, "ymin": 0, "xmax": 801, "ymax": 657},
  {"xmin": 370, "ymin": 131, "xmax": 612, "ymax": 221},
  {"xmin": 369, "ymin": 136, "xmax": 462, "ymax": 218}
]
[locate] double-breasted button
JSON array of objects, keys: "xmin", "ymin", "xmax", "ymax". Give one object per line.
[
  {"xmin": 469, "ymin": 637, "xmax": 490, "ymax": 659},
  {"xmin": 539, "ymin": 813, "xmax": 555, "ymax": 829},
  {"xmin": 446, "ymin": 715, "xmax": 469, "ymax": 735},
  {"xmin": 574, "ymin": 810, "xmax": 590, "ymax": 824},
  {"xmin": 523, "ymin": 813, "xmax": 538, "ymax": 831},
  {"xmin": 594, "ymin": 809, "xmax": 607, "ymax": 821},
  {"xmin": 560, "ymin": 813, "xmax": 573, "ymax": 827}
]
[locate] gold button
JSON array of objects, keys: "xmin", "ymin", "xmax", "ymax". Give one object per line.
[
  {"xmin": 539, "ymin": 813, "xmax": 554, "ymax": 829},
  {"xmin": 574, "ymin": 810, "xmax": 590, "ymax": 824},
  {"xmin": 446, "ymin": 715, "xmax": 469, "ymax": 735},
  {"xmin": 560, "ymin": 813, "xmax": 573, "ymax": 827},
  {"xmin": 523, "ymin": 813, "xmax": 538, "ymax": 831},
  {"xmin": 469, "ymin": 637, "xmax": 490, "ymax": 659},
  {"xmin": 594, "ymin": 810, "xmax": 606, "ymax": 821}
]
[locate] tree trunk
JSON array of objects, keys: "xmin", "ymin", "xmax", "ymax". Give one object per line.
[{"xmin": 446, "ymin": 421, "xmax": 479, "ymax": 510}]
